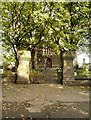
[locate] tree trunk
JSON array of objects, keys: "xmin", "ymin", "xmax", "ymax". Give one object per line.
[
  {"xmin": 31, "ymin": 47, "xmax": 35, "ymax": 70},
  {"xmin": 11, "ymin": 43, "xmax": 19, "ymax": 84},
  {"xmin": 14, "ymin": 59, "xmax": 19, "ymax": 84},
  {"xmin": 14, "ymin": 53, "xmax": 19, "ymax": 84},
  {"xmin": 59, "ymin": 49, "xmax": 64, "ymax": 85}
]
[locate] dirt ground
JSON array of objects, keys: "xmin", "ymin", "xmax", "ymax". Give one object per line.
[{"xmin": 1, "ymin": 81, "xmax": 90, "ymax": 119}]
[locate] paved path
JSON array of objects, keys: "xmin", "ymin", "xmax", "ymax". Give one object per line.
[{"xmin": 2, "ymin": 82, "xmax": 90, "ymax": 119}]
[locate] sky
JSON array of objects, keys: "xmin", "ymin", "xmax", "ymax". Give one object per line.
[{"xmin": 77, "ymin": 52, "xmax": 90, "ymax": 67}]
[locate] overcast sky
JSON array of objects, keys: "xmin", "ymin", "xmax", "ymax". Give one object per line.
[{"xmin": 77, "ymin": 52, "xmax": 90, "ymax": 66}]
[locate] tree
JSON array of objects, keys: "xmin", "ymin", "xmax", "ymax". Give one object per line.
[
  {"xmin": 40, "ymin": 2, "xmax": 90, "ymax": 84},
  {"xmin": 2, "ymin": 2, "xmax": 42, "ymax": 82},
  {"xmin": 2, "ymin": 2, "xmax": 31, "ymax": 82},
  {"xmin": 77, "ymin": 2, "xmax": 91, "ymax": 55},
  {"xmin": 2, "ymin": 2, "xmax": 51, "ymax": 83},
  {"xmin": 2, "ymin": 2, "xmax": 90, "ymax": 84}
]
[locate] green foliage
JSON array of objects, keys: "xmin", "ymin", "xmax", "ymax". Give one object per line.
[
  {"xmin": 77, "ymin": 65, "xmax": 91, "ymax": 77},
  {"xmin": 31, "ymin": 69, "xmax": 43, "ymax": 83},
  {"xmin": 31, "ymin": 69, "xmax": 40, "ymax": 75},
  {"xmin": 2, "ymin": 2, "xmax": 90, "ymax": 65},
  {"xmin": 76, "ymin": 2, "xmax": 91, "ymax": 54}
]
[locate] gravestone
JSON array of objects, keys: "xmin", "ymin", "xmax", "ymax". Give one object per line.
[
  {"xmin": 63, "ymin": 51, "xmax": 75, "ymax": 82},
  {"xmin": 17, "ymin": 50, "xmax": 31, "ymax": 84}
]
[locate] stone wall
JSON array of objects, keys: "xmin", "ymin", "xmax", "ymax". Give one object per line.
[
  {"xmin": 37, "ymin": 50, "xmax": 75, "ymax": 81},
  {"xmin": 52, "ymin": 54, "xmax": 60, "ymax": 68},
  {"xmin": 37, "ymin": 50, "xmax": 60, "ymax": 68}
]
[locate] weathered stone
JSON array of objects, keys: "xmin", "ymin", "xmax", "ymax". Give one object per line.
[
  {"xmin": 63, "ymin": 51, "xmax": 75, "ymax": 81},
  {"xmin": 17, "ymin": 50, "xmax": 31, "ymax": 84}
]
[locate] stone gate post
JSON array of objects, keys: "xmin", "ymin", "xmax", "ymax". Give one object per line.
[
  {"xmin": 17, "ymin": 50, "xmax": 31, "ymax": 84},
  {"xmin": 63, "ymin": 51, "xmax": 75, "ymax": 83}
]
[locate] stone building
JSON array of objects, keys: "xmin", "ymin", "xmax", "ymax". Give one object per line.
[{"xmin": 36, "ymin": 47, "xmax": 60, "ymax": 69}]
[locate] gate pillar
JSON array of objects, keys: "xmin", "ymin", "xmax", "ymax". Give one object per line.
[
  {"xmin": 17, "ymin": 50, "xmax": 31, "ymax": 84},
  {"xmin": 63, "ymin": 51, "xmax": 75, "ymax": 83}
]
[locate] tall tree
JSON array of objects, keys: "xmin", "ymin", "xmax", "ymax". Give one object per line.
[
  {"xmin": 2, "ymin": 2, "xmax": 50, "ymax": 83},
  {"xmin": 2, "ymin": 2, "xmax": 32, "ymax": 82},
  {"xmin": 2, "ymin": 2, "xmax": 90, "ymax": 84},
  {"xmin": 40, "ymin": 2, "xmax": 90, "ymax": 84},
  {"xmin": 2, "ymin": 2, "xmax": 43, "ymax": 82}
]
